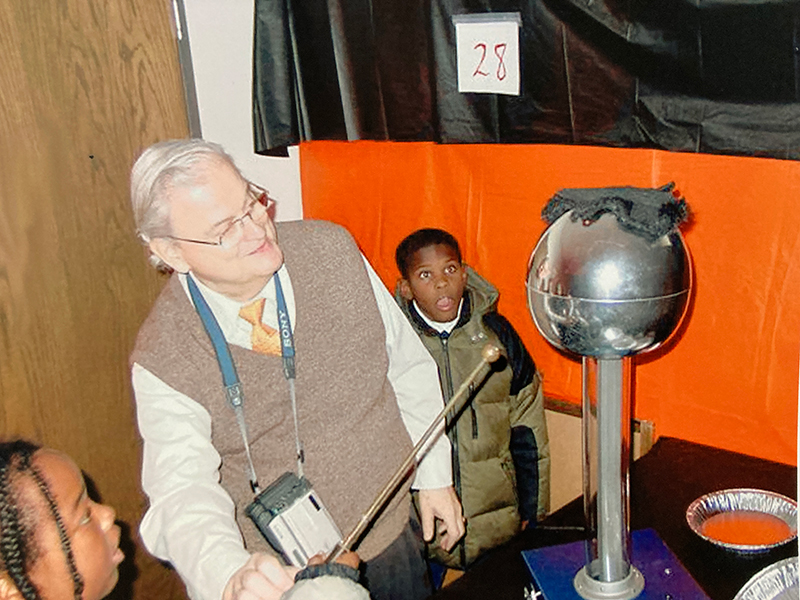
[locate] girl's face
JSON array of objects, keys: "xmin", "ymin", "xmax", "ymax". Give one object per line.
[{"xmin": 27, "ymin": 450, "xmax": 124, "ymax": 600}]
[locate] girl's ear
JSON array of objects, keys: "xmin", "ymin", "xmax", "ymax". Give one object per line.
[{"xmin": 0, "ymin": 575, "xmax": 23, "ymax": 600}]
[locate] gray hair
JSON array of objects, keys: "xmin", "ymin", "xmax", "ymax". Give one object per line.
[{"xmin": 129, "ymin": 138, "xmax": 241, "ymax": 271}]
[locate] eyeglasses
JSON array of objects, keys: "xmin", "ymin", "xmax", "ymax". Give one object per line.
[{"xmin": 165, "ymin": 182, "xmax": 275, "ymax": 250}]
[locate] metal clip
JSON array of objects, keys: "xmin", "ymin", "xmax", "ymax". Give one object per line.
[{"xmin": 226, "ymin": 383, "xmax": 244, "ymax": 408}]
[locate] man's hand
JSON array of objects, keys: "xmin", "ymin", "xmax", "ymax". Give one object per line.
[
  {"xmin": 307, "ymin": 550, "xmax": 361, "ymax": 570},
  {"xmin": 222, "ymin": 553, "xmax": 298, "ymax": 600},
  {"xmin": 417, "ymin": 486, "xmax": 465, "ymax": 552}
]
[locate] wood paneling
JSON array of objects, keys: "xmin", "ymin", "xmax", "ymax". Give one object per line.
[{"xmin": 0, "ymin": 1, "xmax": 189, "ymax": 598}]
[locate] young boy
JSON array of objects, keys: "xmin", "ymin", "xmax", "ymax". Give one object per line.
[{"xmin": 394, "ymin": 228, "xmax": 550, "ymax": 575}]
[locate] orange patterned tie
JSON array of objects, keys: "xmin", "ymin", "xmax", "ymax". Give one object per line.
[{"xmin": 238, "ymin": 298, "xmax": 282, "ymax": 356}]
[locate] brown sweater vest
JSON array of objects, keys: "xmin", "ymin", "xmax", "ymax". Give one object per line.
[{"xmin": 132, "ymin": 220, "xmax": 413, "ymax": 560}]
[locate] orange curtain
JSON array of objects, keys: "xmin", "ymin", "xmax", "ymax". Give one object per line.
[{"xmin": 299, "ymin": 141, "xmax": 799, "ymax": 466}]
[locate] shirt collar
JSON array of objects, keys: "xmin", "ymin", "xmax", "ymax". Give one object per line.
[
  {"xmin": 413, "ymin": 299, "xmax": 464, "ymax": 334},
  {"xmin": 178, "ymin": 263, "xmax": 294, "ymax": 336}
]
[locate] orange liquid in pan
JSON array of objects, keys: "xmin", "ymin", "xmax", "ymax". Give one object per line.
[{"xmin": 701, "ymin": 511, "xmax": 793, "ymax": 546}]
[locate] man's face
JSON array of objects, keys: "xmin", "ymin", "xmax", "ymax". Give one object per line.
[
  {"xmin": 154, "ymin": 158, "xmax": 283, "ymax": 301},
  {"xmin": 400, "ymin": 244, "xmax": 467, "ymax": 322}
]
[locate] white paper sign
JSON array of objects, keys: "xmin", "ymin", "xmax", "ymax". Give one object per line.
[{"xmin": 454, "ymin": 13, "xmax": 521, "ymax": 96}]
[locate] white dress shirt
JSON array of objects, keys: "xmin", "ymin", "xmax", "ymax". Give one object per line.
[{"xmin": 132, "ymin": 259, "xmax": 451, "ymax": 600}]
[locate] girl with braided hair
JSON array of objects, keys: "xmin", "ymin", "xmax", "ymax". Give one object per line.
[{"xmin": 0, "ymin": 440, "xmax": 124, "ymax": 600}]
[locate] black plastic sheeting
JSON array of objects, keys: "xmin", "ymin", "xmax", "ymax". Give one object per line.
[{"xmin": 252, "ymin": 0, "xmax": 800, "ymax": 160}]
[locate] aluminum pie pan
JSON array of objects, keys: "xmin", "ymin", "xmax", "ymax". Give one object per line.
[
  {"xmin": 733, "ymin": 557, "xmax": 799, "ymax": 600},
  {"xmin": 686, "ymin": 488, "xmax": 797, "ymax": 554}
]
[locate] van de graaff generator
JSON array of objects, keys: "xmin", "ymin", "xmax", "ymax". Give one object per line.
[{"xmin": 526, "ymin": 186, "xmax": 692, "ymax": 599}]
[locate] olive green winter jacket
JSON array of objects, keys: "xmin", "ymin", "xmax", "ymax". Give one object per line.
[{"xmin": 395, "ymin": 267, "xmax": 550, "ymax": 569}]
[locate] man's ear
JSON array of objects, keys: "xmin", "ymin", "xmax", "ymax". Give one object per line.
[
  {"xmin": 0, "ymin": 575, "xmax": 24, "ymax": 600},
  {"xmin": 149, "ymin": 238, "xmax": 190, "ymax": 273},
  {"xmin": 398, "ymin": 278, "xmax": 413, "ymax": 300}
]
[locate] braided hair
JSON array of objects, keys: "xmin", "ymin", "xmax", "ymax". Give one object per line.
[{"xmin": 0, "ymin": 441, "xmax": 85, "ymax": 599}]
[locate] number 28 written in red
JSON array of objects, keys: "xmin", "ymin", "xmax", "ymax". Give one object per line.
[{"xmin": 472, "ymin": 42, "xmax": 508, "ymax": 80}]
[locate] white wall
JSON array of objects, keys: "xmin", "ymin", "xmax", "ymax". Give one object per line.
[{"xmin": 181, "ymin": 0, "xmax": 303, "ymax": 222}]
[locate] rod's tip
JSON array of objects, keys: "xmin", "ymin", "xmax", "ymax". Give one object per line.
[{"xmin": 482, "ymin": 344, "xmax": 501, "ymax": 363}]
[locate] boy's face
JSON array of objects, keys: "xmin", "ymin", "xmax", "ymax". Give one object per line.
[{"xmin": 400, "ymin": 243, "xmax": 467, "ymax": 322}]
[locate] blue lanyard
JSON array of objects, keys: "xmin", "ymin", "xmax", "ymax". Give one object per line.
[
  {"xmin": 187, "ymin": 272, "xmax": 303, "ymax": 491},
  {"xmin": 274, "ymin": 272, "xmax": 295, "ymax": 380}
]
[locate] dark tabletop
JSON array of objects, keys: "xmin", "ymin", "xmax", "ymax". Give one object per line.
[{"xmin": 432, "ymin": 436, "xmax": 798, "ymax": 600}]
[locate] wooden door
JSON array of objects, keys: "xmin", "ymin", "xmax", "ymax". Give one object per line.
[{"xmin": 0, "ymin": 1, "xmax": 189, "ymax": 598}]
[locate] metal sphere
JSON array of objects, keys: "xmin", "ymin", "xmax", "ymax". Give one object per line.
[{"xmin": 526, "ymin": 212, "xmax": 692, "ymax": 358}]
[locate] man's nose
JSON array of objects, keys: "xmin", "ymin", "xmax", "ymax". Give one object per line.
[{"xmin": 241, "ymin": 213, "xmax": 267, "ymax": 238}]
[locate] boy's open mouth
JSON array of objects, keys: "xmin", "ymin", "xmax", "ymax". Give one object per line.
[{"xmin": 436, "ymin": 296, "xmax": 455, "ymax": 311}]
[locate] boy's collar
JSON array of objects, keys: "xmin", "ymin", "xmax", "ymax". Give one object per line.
[
  {"xmin": 409, "ymin": 292, "xmax": 472, "ymax": 335},
  {"xmin": 413, "ymin": 299, "xmax": 463, "ymax": 334}
]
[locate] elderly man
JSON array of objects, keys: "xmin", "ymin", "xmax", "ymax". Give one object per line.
[{"xmin": 128, "ymin": 139, "xmax": 464, "ymax": 600}]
